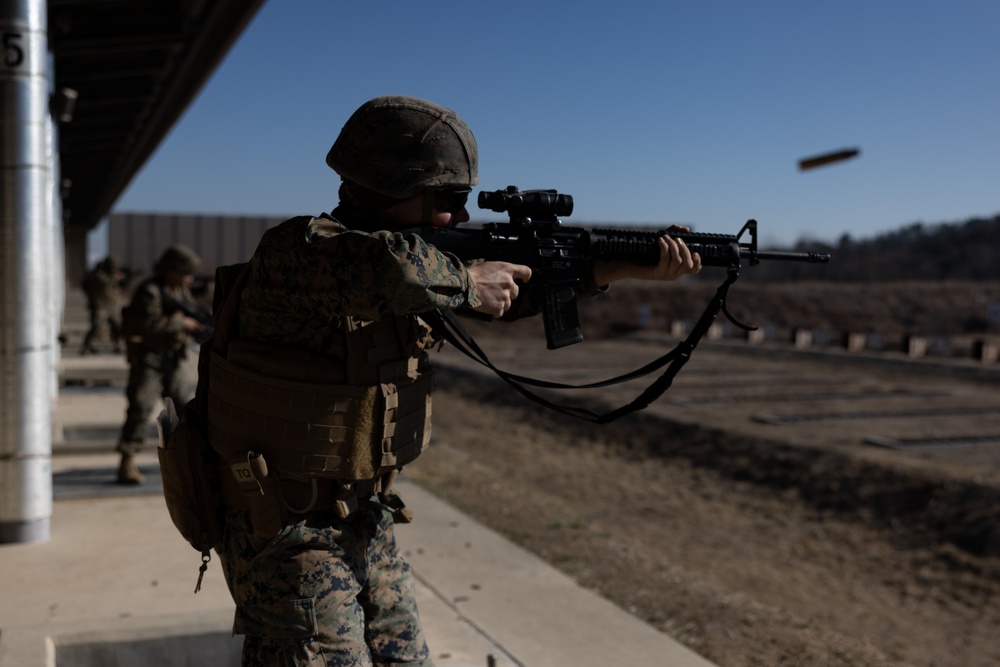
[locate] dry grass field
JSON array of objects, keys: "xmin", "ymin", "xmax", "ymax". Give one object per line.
[{"xmin": 406, "ymin": 280, "xmax": 1000, "ymax": 667}]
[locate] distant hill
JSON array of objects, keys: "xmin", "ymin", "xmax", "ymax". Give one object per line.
[
  {"xmin": 747, "ymin": 213, "xmax": 1000, "ymax": 282},
  {"xmin": 462, "ymin": 213, "xmax": 1000, "ymax": 344}
]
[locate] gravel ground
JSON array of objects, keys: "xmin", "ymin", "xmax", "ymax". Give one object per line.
[{"xmin": 405, "ymin": 329, "xmax": 1000, "ymax": 667}]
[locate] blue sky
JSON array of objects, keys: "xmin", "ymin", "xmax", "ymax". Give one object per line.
[{"xmin": 111, "ymin": 0, "xmax": 999, "ymax": 248}]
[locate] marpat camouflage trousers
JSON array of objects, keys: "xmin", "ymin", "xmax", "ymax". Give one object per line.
[
  {"xmin": 81, "ymin": 300, "xmax": 124, "ymax": 351},
  {"xmin": 217, "ymin": 501, "xmax": 433, "ymax": 667},
  {"xmin": 118, "ymin": 347, "xmax": 196, "ymax": 452}
]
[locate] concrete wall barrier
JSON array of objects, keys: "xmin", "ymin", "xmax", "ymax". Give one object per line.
[
  {"xmin": 973, "ymin": 339, "xmax": 1000, "ymax": 364},
  {"xmin": 904, "ymin": 335, "xmax": 929, "ymax": 358},
  {"xmin": 844, "ymin": 332, "xmax": 867, "ymax": 352},
  {"xmin": 793, "ymin": 328, "xmax": 813, "ymax": 349}
]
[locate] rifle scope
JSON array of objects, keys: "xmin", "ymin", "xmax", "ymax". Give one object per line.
[{"xmin": 478, "ymin": 186, "xmax": 574, "ymax": 218}]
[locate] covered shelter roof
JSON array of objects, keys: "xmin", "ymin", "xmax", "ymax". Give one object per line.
[{"xmin": 49, "ymin": 0, "xmax": 266, "ymax": 233}]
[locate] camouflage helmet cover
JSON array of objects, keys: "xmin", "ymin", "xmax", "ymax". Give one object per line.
[
  {"xmin": 326, "ymin": 95, "xmax": 479, "ymax": 199},
  {"xmin": 155, "ymin": 245, "xmax": 201, "ymax": 275}
]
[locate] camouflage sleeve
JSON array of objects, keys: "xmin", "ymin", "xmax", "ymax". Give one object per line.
[
  {"xmin": 242, "ymin": 216, "xmax": 480, "ymax": 326},
  {"xmin": 83, "ymin": 269, "xmax": 115, "ymax": 300},
  {"xmin": 131, "ymin": 281, "xmax": 186, "ymax": 336},
  {"xmin": 350, "ymin": 229, "xmax": 483, "ymax": 317}
]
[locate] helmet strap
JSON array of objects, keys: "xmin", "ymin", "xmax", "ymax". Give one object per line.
[
  {"xmin": 340, "ymin": 180, "xmax": 401, "ymax": 212},
  {"xmin": 420, "ymin": 189, "xmax": 436, "ymax": 226}
]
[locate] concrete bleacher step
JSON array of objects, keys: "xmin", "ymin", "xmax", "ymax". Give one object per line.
[
  {"xmin": 60, "ymin": 365, "xmax": 128, "ymax": 387},
  {"xmin": 53, "ymin": 424, "xmax": 159, "ymax": 456},
  {"xmin": 58, "ymin": 354, "xmax": 129, "ymax": 386}
]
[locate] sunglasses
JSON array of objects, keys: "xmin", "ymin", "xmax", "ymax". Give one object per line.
[{"xmin": 432, "ymin": 187, "xmax": 471, "ymax": 214}]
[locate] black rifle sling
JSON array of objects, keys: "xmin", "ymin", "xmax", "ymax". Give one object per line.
[{"xmin": 425, "ymin": 268, "xmax": 740, "ymax": 424}]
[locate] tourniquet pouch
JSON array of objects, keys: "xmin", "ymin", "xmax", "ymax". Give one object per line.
[
  {"xmin": 158, "ymin": 397, "xmax": 223, "ymax": 555},
  {"xmin": 206, "ymin": 351, "xmax": 433, "ymax": 481}
]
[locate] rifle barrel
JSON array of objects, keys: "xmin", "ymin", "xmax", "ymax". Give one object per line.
[{"xmin": 754, "ymin": 250, "xmax": 830, "ymax": 263}]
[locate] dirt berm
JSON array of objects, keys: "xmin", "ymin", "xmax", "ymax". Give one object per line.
[{"xmin": 406, "ymin": 280, "xmax": 1000, "ymax": 667}]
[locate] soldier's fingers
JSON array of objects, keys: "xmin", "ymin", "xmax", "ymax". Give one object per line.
[
  {"xmin": 510, "ymin": 263, "xmax": 532, "ymax": 283},
  {"xmin": 665, "ymin": 236, "xmax": 685, "ymax": 271},
  {"xmin": 676, "ymin": 239, "xmax": 695, "ymax": 270},
  {"xmin": 655, "ymin": 237, "xmax": 674, "ymax": 276}
]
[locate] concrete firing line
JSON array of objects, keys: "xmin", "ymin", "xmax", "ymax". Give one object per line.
[
  {"xmin": 666, "ymin": 388, "xmax": 950, "ymax": 406},
  {"xmin": 754, "ymin": 405, "xmax": 1000, "ymax": 425}
]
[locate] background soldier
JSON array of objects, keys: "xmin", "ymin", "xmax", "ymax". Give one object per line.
[
  {"xmin": 201, "ymin": 95, "xmax": 700, "ymax": 665},
  {"xmin": 117, "ymin": 245, "xmax": 205, "ymax": 484},
  {"xmin": 79, "ymin": 256, "xmax": 125, "ymax": 355}
]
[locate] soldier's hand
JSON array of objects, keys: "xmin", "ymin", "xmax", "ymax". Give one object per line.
[
  {"xmin": 182, "ymin": 316, "xmax": 206, "ymax": 333},
  {"xmin": 467, "ymin": 261, "xmax": 532, "ymax": 318},
  {"xmin": 593, "ymin": 225, "xmax": 701, "ymax": 285},
  {"xmin": 650, "ymin": 226, "xmax": 702, "ymax": 281}
]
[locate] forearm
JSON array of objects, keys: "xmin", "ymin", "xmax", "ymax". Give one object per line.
[{"xmin": 133, "ymin": 287, "xmax": 185, "ymax": 336}]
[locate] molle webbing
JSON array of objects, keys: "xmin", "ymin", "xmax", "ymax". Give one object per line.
[
  {"xmin": 207, "ymin": 351, "xmax": 432, "ymax": 481},
  {"xmin": 344, "ymin": 313, "xmax": 428, "ymax": 385}
]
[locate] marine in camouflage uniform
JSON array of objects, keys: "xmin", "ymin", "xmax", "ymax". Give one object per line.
[
  {"xmin": 208, "ymin": 95, "xmax": 702, "ymax": 666},
  {"xmin": 79, "ymin": 256, "xmax": 125, "ymax": 354},
  {"xmin": 117, "ymin": 245, "xmax": 205, "ymax": 484}
]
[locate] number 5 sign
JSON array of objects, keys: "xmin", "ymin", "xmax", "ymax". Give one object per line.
[
  {"xmin": 3, "ymin": 31, "xmax": 25, "ymax": 68},
  {"xmin": 1, "ymin": 21, "xmax": 43, "ymax": 78}
]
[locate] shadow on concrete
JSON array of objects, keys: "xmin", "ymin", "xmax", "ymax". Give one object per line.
[{"xmin": 53, "ymin": 466, "xmax": 163, "ymax": 501}]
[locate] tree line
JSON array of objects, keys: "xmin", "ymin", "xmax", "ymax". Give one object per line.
[{"xmin": 742, "ymin": 213, "xmax": 1000, "ymax": 282}]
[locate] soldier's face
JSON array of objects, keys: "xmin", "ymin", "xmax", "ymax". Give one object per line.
[
  {"xmin": 381, "ymin": 188, "xmax": 470, "ymax": 228},
  {"xmin": 164, "ymin": 270, "xmax": 195, "ymax": 289}
]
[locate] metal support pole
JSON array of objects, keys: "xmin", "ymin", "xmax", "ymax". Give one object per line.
[
  {"xmin": 45, "ymin": 79, "xmax": 67, "ymax": 402},
  {"xmin": 0, "ymin": 0, "xmax": 53, "ymax": 544}
]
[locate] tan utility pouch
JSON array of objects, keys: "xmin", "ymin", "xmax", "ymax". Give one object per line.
[
  {"xmin": 157, "ymin": 398, "xmax": 223, "ymax": 592},
  {"xmin": 225, "ymin": 451, "xmax": 286, "ymax": 540},
  {"xmin": 206, "ymin": 351, "xmax": 433, "ymax": 481}
]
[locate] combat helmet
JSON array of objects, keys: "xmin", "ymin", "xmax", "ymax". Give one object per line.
[
  {"xmin": 154, "ymin": 245, "xmax": 201, "ymax": 275},
  {"xmin": 326, "ymin": 95, "xmax": 478, "ymax": 199}
]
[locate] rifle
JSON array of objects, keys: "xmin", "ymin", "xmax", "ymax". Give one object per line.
[
  {"xmin": 165, "ymin": 296, "xmax": 214, "ymax": 345},
  {"xmin": 409, "ymin": 186, "xmax": 830, "ymax": 424},
  {"xmin": 412, "ymin": 185, "xmax": 830, "ymax": 349}
]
